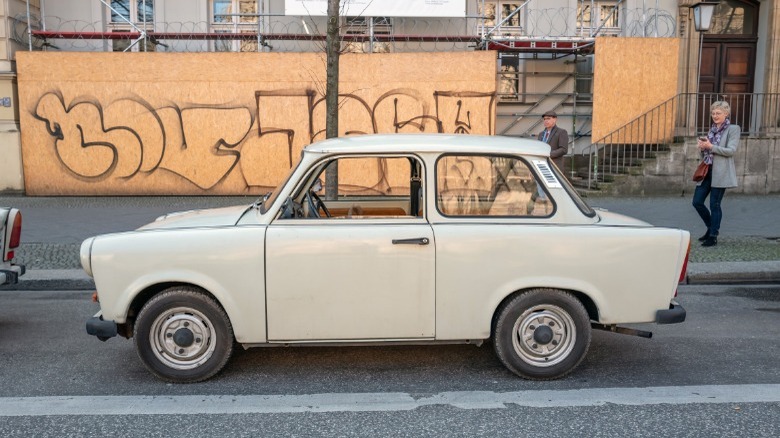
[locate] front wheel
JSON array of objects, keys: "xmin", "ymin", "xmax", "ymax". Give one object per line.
[
  {"xmin": 134, "ymin": 287, "xmax": 234, "ymax": 383},
  {"xmin": 493, "ymin": 289, "xmax": 591, "ymax": 380}
]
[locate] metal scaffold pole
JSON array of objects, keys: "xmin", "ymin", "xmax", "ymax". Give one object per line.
[{"xmin": 26, "ymin": 0, "xmax": 32, "ymax": 50}]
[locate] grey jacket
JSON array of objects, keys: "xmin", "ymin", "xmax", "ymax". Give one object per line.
[
  {"xmin": 538, "ymin": 125, "xmax": 568, "ymax": 169},
  {"xmin": 699, "ymin": 124, "xmax": 740, "ymax": 188}
]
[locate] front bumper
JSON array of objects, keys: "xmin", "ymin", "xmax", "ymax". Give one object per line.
[
  {"xmin": 86, "ymin": 312, "xmax": 118, "ymax": 341},
  {"xmin": 656, "ymin": 301, "xmax": 686, "ymax": 324},
  {"xmin": 0, "ymin": 264, "xmax": 26, "ymax": 285}
]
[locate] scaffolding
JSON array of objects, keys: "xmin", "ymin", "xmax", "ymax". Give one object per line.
[{"xmin": 16, "ymin": 0, "xmax": 677, "ymax": 151}]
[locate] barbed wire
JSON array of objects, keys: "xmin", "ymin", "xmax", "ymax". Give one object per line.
[{"xmin": 14, "ymin": 7, "xmax": 677, "ymax": 53}]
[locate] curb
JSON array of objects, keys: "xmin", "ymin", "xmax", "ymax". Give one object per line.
[
  {"xmin": 0, "ymin": 269, "xmax": 94, "ymax": 291},
  {"xmin": 685, "ymin": 261, "xmax": 780, "ymax": 285}
]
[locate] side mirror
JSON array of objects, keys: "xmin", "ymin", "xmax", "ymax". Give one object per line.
[{"xmin": 279, "ymin": 197, "xmax": 294, "ymax": 219}]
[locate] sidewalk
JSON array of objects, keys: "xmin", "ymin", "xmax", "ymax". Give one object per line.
[{"xmin": 1, "ymin": 194, "xmax": 779, "ymax": 290}]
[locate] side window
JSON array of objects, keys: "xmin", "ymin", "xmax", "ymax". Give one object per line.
[
  {"xmin": 436, "ymin": 155, "xmax": 552, "ymax": 217},
  {"xmin": 284, "ymin": 156, "xmax": 423, "ymax": 220}
]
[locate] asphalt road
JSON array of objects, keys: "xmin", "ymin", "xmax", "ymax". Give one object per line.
[{"xmin": 0, "ymin": 284, "xmax": 779, "ymax": 436}]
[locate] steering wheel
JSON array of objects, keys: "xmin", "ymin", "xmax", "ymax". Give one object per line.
[{"xmin": 306, "ymin": 190, "xmax": 331, "ymax": 218}]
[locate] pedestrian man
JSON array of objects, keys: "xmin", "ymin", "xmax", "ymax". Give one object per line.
[{"xmin": 537, "ymin": 110, "xmax": 569, "ymax": 171}]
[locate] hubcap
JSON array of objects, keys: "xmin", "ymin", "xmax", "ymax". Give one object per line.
[
  {"xmin": 150, "ymin": 307, "xmax": 216, "ymax": 370},
  {"xmin": 512, "ymin": 304, "xmax": 576, "ymax": 367},
  {"xmin": 173, "ymin": 328, "xmax": 195, "ymax": 347},
  {"xmin": 532, "ymin": 325, "xmax": 554, "ymax": 344}
]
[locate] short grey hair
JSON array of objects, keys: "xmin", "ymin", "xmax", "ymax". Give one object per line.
[{"xmin": 711, "ymin": 101, "xmax": 731, "ymax": 117}]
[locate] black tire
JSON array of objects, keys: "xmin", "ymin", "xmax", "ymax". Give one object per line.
[
  {"xmin": 493, "ymin": 289, "xmax": 591, "ymax": 380},
  {"xmin": 134, "ymin": 287, "xmax": 234, "ymax": 383}
]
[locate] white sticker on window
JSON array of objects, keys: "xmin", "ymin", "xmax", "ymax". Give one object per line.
[{"xmin": 532, "ymin": 160, "xmax": 562, "ymax": 188}]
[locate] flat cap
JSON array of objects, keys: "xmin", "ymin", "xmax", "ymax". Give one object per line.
[{"xmin": 542, "ymin": 110, "xmax": 557, "ymax": 118}]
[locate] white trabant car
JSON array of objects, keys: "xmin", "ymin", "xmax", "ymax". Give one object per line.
[
  {"xmin": 1, "ymin": 207, "xmax": 24, "ymax": 286},
  {"xmin": 83, "ymin": 134, "xmax": 689, "ymax": 383}
]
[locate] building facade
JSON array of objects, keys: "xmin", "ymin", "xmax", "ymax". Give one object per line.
[{"xmin": 2, "ymin": 0, "xmax": 779, "ymax": 193}]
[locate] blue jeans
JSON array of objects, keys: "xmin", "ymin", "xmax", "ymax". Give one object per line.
[{"xmin": 692, "ymin": 167, "xmax": 726, "ymax": 237}]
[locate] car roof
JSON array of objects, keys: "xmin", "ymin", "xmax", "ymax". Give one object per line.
[{"xmin": 303, "ymin": 134, "xmax": 551, "ymax": 157}]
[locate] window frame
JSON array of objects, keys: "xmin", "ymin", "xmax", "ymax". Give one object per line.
[
  {"xmin": 577, "ymin": 0, "xmax": 621, "ymax": 36},
  {"xmin": 209, "ymin": 0, "xmax": 260, "ymax": 52},
  {"xmin": 109, "ymin": 0, "xmax": 154, "ymax": 25},
  {"xmin": 481, "ymin": 1, "xmax": 527, "ymax": 36},
  {"xmin": 342, "ymin": 16, "xmax": 393, "ymax": 53},
  {"xmin": 434, "ymin": 153, "xmax": 556, "ymax": 219},
  {"xmin": 107, "ymin": 0, "xmax": 156, "ymax": 52},
  {"xmin": 276, "ymin": 153, "xmax": 427, "ymax": 221}
]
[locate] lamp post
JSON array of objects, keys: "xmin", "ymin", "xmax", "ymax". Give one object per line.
[{"xmin": 690, "ymin": 2, "xmax": 718, "ymax": 134}]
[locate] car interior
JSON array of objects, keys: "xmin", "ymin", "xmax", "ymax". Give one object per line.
[{"xmin": 277, "ymin": 154, "xmax": 553, "ymax": 220}]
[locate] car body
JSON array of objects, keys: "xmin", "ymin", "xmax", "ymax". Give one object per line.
[
  {"xmin": 83, "ymin": 134, "xmax": 689, "ymax": 382},
  {"xmin": 0, "ymin": 207, "xmax": 25, "ymax": 286}
]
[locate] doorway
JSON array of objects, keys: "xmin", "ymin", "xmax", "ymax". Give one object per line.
[{"xmin": 697, "ymin": 0, "xmax": 759, "ymax": 130}]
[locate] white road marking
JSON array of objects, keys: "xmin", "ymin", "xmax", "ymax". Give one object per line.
[{"xmin": 1, "ymin": 384, "xmax": 779, "ymax": 417}]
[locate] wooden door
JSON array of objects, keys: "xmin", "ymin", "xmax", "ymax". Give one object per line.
[
  {"xmin": 698, "ymin": 41, "xmax": 755, "ymax": 130},
  {"xmin": 696, "ymin": 0, "xmax": 759, "ymax": 132}
]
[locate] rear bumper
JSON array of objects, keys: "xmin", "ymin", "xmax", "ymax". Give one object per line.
[
  {"xmin": 86, "ymin": 312, "xmax": 118, "ymax": 341},
  {"xmin": 0, "ymin": 264, "xmax": 26, "ymax": 285},
  {"xmin": 656, "ymin": 301, "xmax": 686, "ymax": 324}
]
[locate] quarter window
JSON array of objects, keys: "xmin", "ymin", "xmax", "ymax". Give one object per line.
[{"xmin": 436, "ymin": 155, "xmax": 552, "ymax": 217}]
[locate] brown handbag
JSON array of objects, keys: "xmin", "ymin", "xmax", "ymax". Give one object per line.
[{"xmin": 692, "ymin": 161, "xmax": 709, "ymax": 182}]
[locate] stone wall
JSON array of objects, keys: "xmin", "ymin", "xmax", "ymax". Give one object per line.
[{"xmin": 606, "ymin": 137, "xmax": 780, "ymax": 196}]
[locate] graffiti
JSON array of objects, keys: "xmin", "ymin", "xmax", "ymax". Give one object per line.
[{"xmin": 29, "ymin": 88, "xmax": 495, "ymax": 193}]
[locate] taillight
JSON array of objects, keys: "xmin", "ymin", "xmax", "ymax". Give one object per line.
[
  {"xmin": 3, "ymin": 209, "xmax": 22, "ymax": 262},
  {"xmin": 676, "ymin": 238, "xmax": 692, "ymax": 297},
  {"xmin": 9, "ymin": 211, "xmax": 21, "ymax": 248}
]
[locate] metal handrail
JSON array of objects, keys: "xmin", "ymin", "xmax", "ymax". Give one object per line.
[{"xmin": 581, "ymin": 93, "xmax": 780, "ymax": 189}]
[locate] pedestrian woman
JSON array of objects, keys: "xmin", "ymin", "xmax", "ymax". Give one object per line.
[{"xmin": 692, "ymin": 101, "xmax": 741, "ymax": 247}]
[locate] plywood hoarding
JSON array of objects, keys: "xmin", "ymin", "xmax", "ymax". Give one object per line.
[
  {"xmin": 592, "ymin": 38, "xmax": 680, "ymax": 143},
  {"xmin": 17, "ymin": 51, "xmax": 496, "ymax": 195}
]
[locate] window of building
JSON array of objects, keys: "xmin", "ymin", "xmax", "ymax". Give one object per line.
[
  {"xmin": 575, "ymin": 55, "xmax": 594, "ymax": 103},
  {"xmin": 108, "ymin": 1, "xmax": 155, "ymax": 52},
  {"xmin": 343, "ymin": 17, "xmax": 392, "ymax": 53},
  {"xmin": 498, "ymin": 53, "xmax": 521, "ymax": 102},
  {"xmin": 577, "ymin": 1, "xmax": 621, "ymax": 35},
  {"xmin": 110, "ymin": 0, "xmax": 154, "ymax": 24},
  {"xmin": 480, "ymin": 1, "xmax": 527, "ymax": 35},
  {"xmin": 436, "ymin": 155, "xmax": 553, "ymax": 217},
  {"xmin": 708, "ymin": 0, "xmax": 758, "ymax": 35},
  {"xmin": 210, "ymin": 0, "xmax": 259, "ymax": 52}
]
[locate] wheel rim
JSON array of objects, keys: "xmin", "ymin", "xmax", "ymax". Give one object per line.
[
  {"xmin": 149, "ymin": 307, "xmax": 217, "ymax": 370},
  {"xmin": 511, "ymin": 304, "xmax": 576, "ymax": 368}
]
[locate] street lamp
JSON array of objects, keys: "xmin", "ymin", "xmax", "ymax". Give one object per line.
[
  {"xmin": 690, "ymin": 2, "xmax": 718, "ymax": 134},
  {"xmin": 691, "ymin": 2, "xmax": 718, "ymax": 32}
]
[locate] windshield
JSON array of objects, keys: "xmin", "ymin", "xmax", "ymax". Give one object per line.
[
  {"xmin": 258, "ymin": 161, "xmax": 302, "ymax": 214},
  {"xmin": 551, "ymin": 160, "xmax": 596, "ymax": 218}
]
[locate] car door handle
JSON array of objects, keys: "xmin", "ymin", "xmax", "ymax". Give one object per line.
[{"xmin": 392, "ymin": 237, "xmax": 430, "ymax": 245}]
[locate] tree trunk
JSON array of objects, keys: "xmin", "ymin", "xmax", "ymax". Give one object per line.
[{"xmin": 324, "ymin": 0, "xmax": 340, "ymax": 199}]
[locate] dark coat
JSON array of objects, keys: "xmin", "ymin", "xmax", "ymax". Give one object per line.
[{"xmin": 538, "ymin": 125, "xmax": 569, "ymax": 170}]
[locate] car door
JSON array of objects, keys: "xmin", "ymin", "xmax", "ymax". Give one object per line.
[{"xmin": 264, "ymin": 155, "xmax": 436, "ymax": 342}]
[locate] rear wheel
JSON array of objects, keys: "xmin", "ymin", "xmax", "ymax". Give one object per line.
[
  {"xmin": 493, "ymin": 289, "xmax": 591, "ymax": 380},
  {"xmin": 134, "ymin": 287, "xmax": 234, "ymax": 383}
]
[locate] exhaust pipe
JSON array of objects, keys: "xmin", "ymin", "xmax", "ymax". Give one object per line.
[{"xmin": 591, "ymin": 323, "xmax": 652, "ymax": 338}]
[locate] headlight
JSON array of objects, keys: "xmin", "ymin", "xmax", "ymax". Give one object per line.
[{"xmin": 80, "ymin": 237, "xmax": 95, "ymax": 277}]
